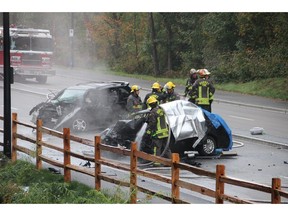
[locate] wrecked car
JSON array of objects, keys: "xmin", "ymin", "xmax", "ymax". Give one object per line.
[
  {"xmin": 101, "ymin": 100, "xmax": 233, "ymax": 157},
  {"xmin": 29, "ymin": 81, "xmax": 131, "ymax": 132}
]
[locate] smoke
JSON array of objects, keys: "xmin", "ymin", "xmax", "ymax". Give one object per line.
[{"xmin": 52, "ymin": 86, "xmax": 129, "ymax": 133}]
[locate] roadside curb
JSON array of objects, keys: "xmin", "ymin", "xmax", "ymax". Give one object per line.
[
  {"xmin": 141, "ymin": 86, "xmax": 288, "ymax": 114},
  {"xmin": 214, "ymin": 99, "xmax": 288, "ymax": 114},
  {"xmin": 232, "ymin": 133, "xmax": 288, "ymax": 148}
]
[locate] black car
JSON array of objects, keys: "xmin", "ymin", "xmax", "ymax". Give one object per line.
[
  {"xmin": 29, "ymin": 81, "xmax": 131, "ymax": 132},
  {"xmin": 101, "ymin": 100, "xmax": 233, "ymax": 157}
]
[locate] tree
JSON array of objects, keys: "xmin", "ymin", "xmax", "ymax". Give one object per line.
[{"xmin": 148, "ymin": 13, "xmax": 160, "ymax": 76}]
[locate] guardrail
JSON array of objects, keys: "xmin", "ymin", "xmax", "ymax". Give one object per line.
[{"xmin": 0, "ymin": 113, "xmax": 288, "ymax": 204}]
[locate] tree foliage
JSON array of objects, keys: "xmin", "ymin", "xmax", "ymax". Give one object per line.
[{"xmin": 4, "ymin": 12, "xmax": 288, "ymax": 83}]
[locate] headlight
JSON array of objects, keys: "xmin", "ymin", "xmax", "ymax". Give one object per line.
[{"xmin": 11, "ymin": 55, "xmax": 21, "ymax": 62}]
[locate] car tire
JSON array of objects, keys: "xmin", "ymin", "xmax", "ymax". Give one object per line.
[
  {"xmin": 72, "ymin": 118, "xmax": 88, "ymax": 132},
  {"xmin": 197, "ymin": 135, "xmax": 217, "ymax": 156}
]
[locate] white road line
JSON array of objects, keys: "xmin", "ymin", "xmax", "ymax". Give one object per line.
[
  {"xmin": 1, "ymin": 105, "xmax": 18, "ymax": 110},
  {"xmin": 229, "ymin": 115, "xmax": 254, "ymax": 121}
]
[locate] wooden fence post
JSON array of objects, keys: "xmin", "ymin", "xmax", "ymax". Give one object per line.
[
  {"xmin": 130, "ymin": 141, "xmax": 138, "ymax": 204},
  {"xmin": 63, "ymin": 128, "xmax": 71, "ymax": 182},
  {"xmin": 271, "ymin": 178, "xmax": 281, "ymax": 204},
  {"xmin": 36, "ymin": 119, "xmax": 43, "ymax": 170},
  {"xmin": 11, "ymin": 113, "xmax": 17, "ymax": 162},
  {"xmin": 171, "ymin": 153, "xmax": 180, "ymax": 203},
  {"xmin": 215, "ymin": 164, "xmax": 225, "ymax": 204},
  {"xmin": 95, "ymin": 135, "xmax": 101, "ymax": 191}
]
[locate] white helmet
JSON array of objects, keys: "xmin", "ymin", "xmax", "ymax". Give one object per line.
[{"xmin": 190, "ymin": 68, "xmax": 197, "ymax": 74}]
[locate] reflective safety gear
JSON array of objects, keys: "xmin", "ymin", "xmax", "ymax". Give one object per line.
[
  {"xmin": 126, "ymin": 93, "xmax": 143, "ymax": 113},
  {"xmin": 131, "ymin": 85, "xmax": 140, "ymax": 92},
  {"xmin": 151, "ymin": 82, "xmax": 161, "ymax": 89},
  {"xmin": 190, "ymin": 68, "xmax": 197, "ymax": 74},
  {"xmin": 190, "ymin": 77, "xmax": 215, "ymax": 112},
  {"xmin": 154, "ymin": 107, "xmax": 169, "ymax": 139},
  {"xmin": 165, "ymin": 81, "xmax": 176, "ymax": 90},
  {"xmin": 166, "ymin": 92, "xmax": 180, "ymax": 102},
  {"xmin": 147, "ymin": 96, "xmax": 158, "ymax": 105}
]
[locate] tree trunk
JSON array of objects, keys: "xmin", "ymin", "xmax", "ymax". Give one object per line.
[
  {"xmin": 133, "ymin": 14, "xmax": 140, "ymax": 69},
  {"xmin": 162, "ymin": 14, "xmax": 173, "ymax": 72},
  {"xmin": 148, "ymin": 13, "xmax": 160, "ymax": 76}
]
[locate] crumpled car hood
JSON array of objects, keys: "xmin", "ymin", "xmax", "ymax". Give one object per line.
[{"xmin": 160, "ymin": 100, "xmax": 207, "ymax": 147}]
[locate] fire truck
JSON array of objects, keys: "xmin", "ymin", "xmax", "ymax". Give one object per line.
[{"xmin": 0, "ymin": 26, "xmax": 56, "ymax": 83}]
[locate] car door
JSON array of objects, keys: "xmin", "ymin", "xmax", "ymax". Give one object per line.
[{"xmin": 84, "ymin": 89, "xmax": 113, "ymax": 125}]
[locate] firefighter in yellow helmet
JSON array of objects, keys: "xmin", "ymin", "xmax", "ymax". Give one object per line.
[
  {"xmin": 163, "ymin": 81, "xmax": 180, "ymax": 102},
  {"xmin": 188, "ymin": 69, "xmax": 215, "ymax": 112},
  {"xmin": 142, "ymin": 82, "xmax": 166, "ymax": 109},
  {"xmin": 140, "ymin": 96, "xmax": 171, "ymax": 162},
  {"xmin": 126, "ymin": 85, "xmax": 143, "ymax": 114}
]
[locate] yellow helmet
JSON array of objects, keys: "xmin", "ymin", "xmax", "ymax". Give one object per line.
[
  {"xmin": 151, "ymin": 82, "xmax": 161, "ymax": 89},
  {"xmin": 130, "ymin": 85, "xmax": 140, "ymax": 92},
  {"xmin": 165, "ymin": 81, "xmax": 176, "ymax": 90},
  {"xmin": 147, "ymin": 96, "xmax": 158, "ymax": 105}
]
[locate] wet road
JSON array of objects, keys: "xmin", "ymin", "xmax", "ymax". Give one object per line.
[{"xmin": 1, "ymin": 65, "xmax": 288, "ymax": 203}]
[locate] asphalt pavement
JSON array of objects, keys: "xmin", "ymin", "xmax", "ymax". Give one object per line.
[{"xmin": 214, "ymin": 90, "xmax": 288, "ymax": 112}]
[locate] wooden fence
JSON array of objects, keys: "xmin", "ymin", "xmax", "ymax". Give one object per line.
[{"xmin": 0, "ymin": 113, "xmax": 288, "ymax": 204}]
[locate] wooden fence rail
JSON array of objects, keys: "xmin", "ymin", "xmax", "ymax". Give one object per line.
[{"xmin": 0, "ymin": 113, "xmax": 288, "ymax": 204}]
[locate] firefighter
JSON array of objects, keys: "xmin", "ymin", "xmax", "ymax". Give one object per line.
[
  {"xmin": 142, "ymin": 82, "xmax": 166, "ymax": 109},
  {"xmin": 184, "ymin": 68, "xmax": 198, "ymax": 97},
  {"xmin": 189, "ymin": 69, "xmax": 215, "ymax": 112},
  {"xmin": 140, "ymin": 96, "xmax": 171, "ymax": 162},
  {"xmin": 163, "ymin": 81, "xmax": 180, "ymax": 102},
  {"xmin": 126, "ymin": 85, "xmax": 143, "ymax": 114}
]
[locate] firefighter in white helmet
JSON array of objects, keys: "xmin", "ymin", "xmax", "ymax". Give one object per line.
[
  {"xmin": 184, "ymin": 68, "xmax": 198, "ymax": 97},
  {"xmin": 188, "ymin": 68, "xmax": 215, "ymax": 112}
]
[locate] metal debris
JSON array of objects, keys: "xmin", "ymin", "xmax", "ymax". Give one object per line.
[
  {"xmin": 48, "ymin": 167, "xmax": 61, "ymax": 174},
  {"xmin": 250, "ymin": 127, "xmax": 264, "ymax": 135}
]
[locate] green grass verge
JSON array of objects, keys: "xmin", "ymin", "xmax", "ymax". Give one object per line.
[
  {"xmin": 215, "ymin": 77, "xmax": 288, "ymax": 100},
  {"xmin": 113, "ymin": 71, "xmax": 288, "ymax": 101},
  {"xmin": 0, "ymin": 159, "xmax": 129, "ymax": 204}
]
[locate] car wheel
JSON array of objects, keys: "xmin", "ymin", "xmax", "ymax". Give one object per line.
[
  {"xmin": 197, "ymin": 136, "xmax": 216, "ymax": 156},
  {"xmin": 72, "ymin": 118, "xmax": 88, "ymax": 132}
]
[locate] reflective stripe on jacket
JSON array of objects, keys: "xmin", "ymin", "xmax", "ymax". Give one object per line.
[
  {"xmin": 126, "ymin": 94, "xmax": 143, "ymax": 113},
  {"xmin": 146, "ymin": 106, "xmax": 169, "ymax": 139},
  {"xmin": 154, "ymin": 107, "xmax": 169, "ymax": 138},
  {"xmin": 190, "ymin": 78, "xmax": 215, "ymax": 105}
]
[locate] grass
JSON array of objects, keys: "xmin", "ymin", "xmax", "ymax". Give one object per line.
[
  {"xmin": 114, "ymin": 71, "xmax": 288, "ymax": 101},
  {"xmin": 0, "ymin": 157, "xmax": 129, "ymax": 204},
  {"xmin": 215, "ymin": 77, "xmax": 288, "ymax": 101}
]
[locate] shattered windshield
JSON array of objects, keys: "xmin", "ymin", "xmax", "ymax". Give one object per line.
[{"xmin": 53, "ymin": 89, "xmax": 86, "ymax": 104}]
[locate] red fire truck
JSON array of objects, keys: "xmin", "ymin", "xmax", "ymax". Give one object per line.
[{"xmin": 0, "ymin": 26, "xmax": 56, "ymax": 83}]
